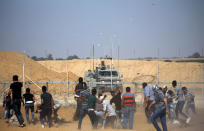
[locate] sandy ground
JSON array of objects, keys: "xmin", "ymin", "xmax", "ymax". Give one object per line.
[
  {"xmin": 1, "ymin": 51, "xmax": 204, "ymax": 131},
  {"xmin": 0, "ymin": 51, "xmax": 79, "ymax": 82},
  {"xmin": 0, "ymin": 106, "xmax": 204, "ymax": 131}
]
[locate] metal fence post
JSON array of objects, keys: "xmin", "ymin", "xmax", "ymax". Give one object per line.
[
  {"xmin": 134, "ymin": 82, "xmax": 137, "ymax": 96},
  {"xmin": 202, "ymin": 64, "xmax": 204, "ymax": 97},
  {"xmin": 46, "ymin": 82, "xmax": 48, "ymax": 91},
  {"xmin": 67, "ymin": 64, "xmax": 69, "ymax": 97}
]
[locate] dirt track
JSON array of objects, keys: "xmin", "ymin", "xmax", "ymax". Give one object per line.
[{"xmin": 0, "ymin": 106, "xmax": 204, "ymax": 131}]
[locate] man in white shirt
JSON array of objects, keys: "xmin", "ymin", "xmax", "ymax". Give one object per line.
[{"xmin": 103, "ymin": 100, "xmax": 117, "ymax": 128}]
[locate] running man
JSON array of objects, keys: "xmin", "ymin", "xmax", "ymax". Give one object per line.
[
  {"xmin": 172, "ymin": 80, "xmax": 191, "ymax": 123},
  {"xmin": 40, "ymin": 86, "xmax": 54, "ymax": 128},
  {"xmin": 143, "ymin": 82, "xmax": 155, "ymax": 123},
  {"xmin": 9, "ymin": 75, "xmax": 25, "ymax": 127},
  {"xmin": 22, "ymin": 88, "xmax": 35, "ymax": 124},
  {"xmin": 149, "ymin": 85, "xmax": 168, "ymax": 131},
  {"xmin": 182, "ymin": 87, "xmax": 196, "ymax": 115}
]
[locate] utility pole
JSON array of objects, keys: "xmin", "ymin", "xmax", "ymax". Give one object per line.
[
  {"xmin": 93, "ymin": 44, "xmax": 94, "ymax": 71},
  {"xmin": 111, "ymin": 42, "xmax": 113, "ymax": 90},
  {"xmin": 118, "ymin": 45, "xmax": 120, "ymax": 71},
  {"xmin": 23, "ymin": 51, "xmax": 26, "ymax": 93},
  {"xmin": 157, "ymin": 48, "xmax": 160, "ymax": 59}
]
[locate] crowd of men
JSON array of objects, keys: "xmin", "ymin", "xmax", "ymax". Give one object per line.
[
  {"xmin": 73, "ymin": 78, "xmax": 196, "ymax": 130},
  {"xmin": 3, "ymin": 75, "xmax": 56, "ymax": 128},
  {"xmin": 143, "ymin": 80, "xmax": 196, "ymax": 131},
  {"xmin": 73, "ymin": 77, "xmax": 136, "ymax": 130},
  {"xmin": 2, "ymin": 75, "xmax": 196, "ymax": 130}
]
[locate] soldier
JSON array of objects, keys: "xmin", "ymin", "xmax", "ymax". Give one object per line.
[
  {"xmin": 149, "ymin": 85, "xmax": 168, "ymax": 131},
  {"xmin": 73, "ymin": 77, "xmax": 87, "ymax": 121},
  {"xmin": 143, "ymin": 82, "xmax": 155, "ymax": 123},
  {"xmin": 172, "ymin": 80, "xmax": 191, "ymax": 123}
]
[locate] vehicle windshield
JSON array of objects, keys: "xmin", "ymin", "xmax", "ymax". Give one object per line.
[{"xmin": 99, "ymin": 71, "xmax": 118, "ymax": 77}]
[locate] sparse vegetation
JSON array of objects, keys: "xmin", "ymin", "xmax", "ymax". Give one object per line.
[
  {"xmin": 175, "ymin": 59, "xmax": 204, "ymax": 63},
  {"xmin": 164, "ymin": 59, "xmax": 172, "ymax": 62},
  {"xmin": 188, "ymin": 52, "xmax": 201, "ymax": 58}
]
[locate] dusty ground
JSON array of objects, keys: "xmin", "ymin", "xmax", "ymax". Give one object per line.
[
  {"xmin": 1, "ymin": 51, "xmax": 204, "ymax": 131},
  {"xmin": 0, "ymin": 106, "xmax": 204, "ymax": 131}
]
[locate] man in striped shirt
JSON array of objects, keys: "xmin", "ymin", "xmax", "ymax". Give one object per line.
[{"xmin": 122, "ymin": 87, "xmax": 136, "ymax": 130}]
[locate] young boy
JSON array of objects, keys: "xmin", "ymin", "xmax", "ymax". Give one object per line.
[
  {"xmin": 3, "ymin": 91, "xmax": 13, "ymax": 120},
  {"xmin": 22, "ymin": 88, "xmax": 35, "ymax": 124}
]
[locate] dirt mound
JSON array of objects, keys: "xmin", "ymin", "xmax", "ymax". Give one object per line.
[
  {"xmin": 0, "ymin": 51, "xmax": 79, "ymax": 97},
  {"xmin": 0, "ymin": 51, "xmax": 78, "ymax": 82},
  {"xmin": 38, "ymin": 59, "xmax": 203, "ymax": 83}
]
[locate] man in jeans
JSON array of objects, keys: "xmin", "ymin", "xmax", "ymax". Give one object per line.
[
  {"xmin": 40, "ymin": 86, "xmax": 54, "ymax": 128},
  {"xmin": 122, "ymin": 87, "xmax": 136, "ymax": 129},
  {"xmin": 143, "ymin": 82, "xmax": 155, "ymax": 123},
  {"xmin": 182, "ymin": 87, "xmax": 196, "ymax": 115},
  {"xmin": 73, "ymin": 77, "xmax": 87, "ymax": 121},
  {"xmin": 78, "ymin": 88, "xmax": 106, "ymax": 129},
  {"xmin": 172, "ymin": 80, "xmax": 191, "ymax": 124},
  {"xmin": 3, "ymin": 91, "xmax": 13, "ymax": 120},
  {"xmin": 9, "ymin": 75, "xmax": 25, "ymax": 127},
  {"xmin": 149, "ymin": 85, "xmax": 168, "ymax": 131},
  {"xmin": 22, "ymin": 88, "xmax": 35, "ymax": 124}
]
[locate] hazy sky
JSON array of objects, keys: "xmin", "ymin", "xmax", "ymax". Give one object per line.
[{"xmin": 0, "ymin": 0, "xmax": 204, "ymax": 59}]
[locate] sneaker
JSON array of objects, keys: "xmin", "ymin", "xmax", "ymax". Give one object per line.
[
  {"xmin": 41, "ymin": 124, "xmax": 45, "ymax": 128},
  {"xmin": 186, "ymin": 117, "xmax": 191, "ymax": 124},
  {"xmin": 19, "ymin": 123, "xmax": 26, "ymax": 128},
  {"xmin": 173, "ymin": 120, "xmax": 180, "ymax": 124}
]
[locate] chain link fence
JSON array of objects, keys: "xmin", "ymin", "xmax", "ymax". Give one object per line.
[{"xmin": 1, "ymin": 81, "xmax": 204, "ymax": 108}]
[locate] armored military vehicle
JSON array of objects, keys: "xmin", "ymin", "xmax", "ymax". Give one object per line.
[{"xmin": 84, "ymin": 61, "xmax": 123, "ymax": 94}]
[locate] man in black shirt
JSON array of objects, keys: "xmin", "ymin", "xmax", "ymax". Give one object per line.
[
  {"xmin": 40, "ymin": 86, "xmax": 54, "ymax": 128},
  {"xmin": 22, "ymin": 88, "xmax": 35, "ymax": 124},
  {"xmin": 110, "ymin": 89, "xmax": 122, "ymax": 128},
  {"xmin": 73, "ymin": 77, "xmax": 87, "ymax": 121},
  {"xmin": 110, "ymin": 89, "xmax": 122, "ymax": 118},
  {"xmin": 9, "ymin": 75, "xmax": 25, "ymax": 127}
]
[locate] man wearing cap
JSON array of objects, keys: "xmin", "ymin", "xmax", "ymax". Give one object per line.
[
  {"xmin": 162, "ymin": 85, "xmax": 168, "ymax": 96},
  {"xmin": 143, "ymin": 82, "xmax": 155, "ymax": 123}
]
